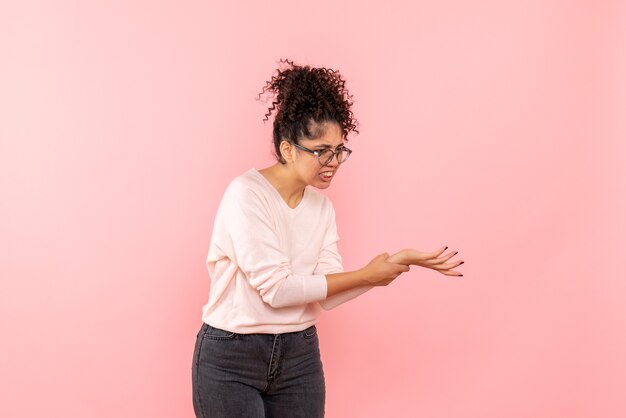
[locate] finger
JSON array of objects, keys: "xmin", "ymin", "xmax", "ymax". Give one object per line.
[
  {"xmin": 421, "ymin": 247, "xmax": 447, "ymax": 259},
  {"xmin": 429, "ymin": 252, "xmax": 459, "ymax": 265},
  {"xmin": 442, "ymin": 251, "xmax": 459, "ymax": 261},
  {"xmin": 424, "ymin": 253, "xmax": 456, "ymax": 265},
  {"xmin": 438, "ymin": 269, "xmax": 463, "ymax": 277},
  {"xmin": 428, "ymin": 263, "xmax": 447, "ymax": 271},
  {"xmin": 436, "ymin": 257, "xmax": 465, "ymax": 267},
  {"xmin": 421, "ymin": 256, "xmax": 451, "ymax": 266},
  {"xmin": 425, "ymin": 247, "xmax": 451, "ymax": 261},
  {"xmin": 429, "ymin": 261, "xmax": 463, "ymax": 271}
]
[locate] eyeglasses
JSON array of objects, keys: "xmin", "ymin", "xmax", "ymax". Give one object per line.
[{"xmin": 291, "ymin": 142, "xmax": 352, "ymax": 166}]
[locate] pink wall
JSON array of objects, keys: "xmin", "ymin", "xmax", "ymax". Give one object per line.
[{"xmin": 1, "ymin": 1, "xmax": 624, "ymax": 417}]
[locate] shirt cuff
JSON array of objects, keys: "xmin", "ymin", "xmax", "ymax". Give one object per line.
[
  {"xmin": 305, "ymin": 274, "xmax": 328, "ymax": 303},
  {"xmin": 270, "ymin": 273, "xmax": 328, "ymax": 308}
]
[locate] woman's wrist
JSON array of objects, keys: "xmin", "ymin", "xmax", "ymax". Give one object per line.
[
  {"xmin": 386, "ymin": 250, "xmax": 408, "ymax": 265},
  {"xmin": 355, "ymin": 266, "xmax": 376, "ymax": 286}
]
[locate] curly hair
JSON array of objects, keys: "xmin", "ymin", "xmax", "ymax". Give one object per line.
[{"xmin": 256, "ymin": 58, "xmax": 359, "ymax": 164}]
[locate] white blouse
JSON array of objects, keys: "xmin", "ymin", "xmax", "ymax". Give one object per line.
[{"xmin": 201, "ymin": 167, "xmax": 372, "ymax": 334}]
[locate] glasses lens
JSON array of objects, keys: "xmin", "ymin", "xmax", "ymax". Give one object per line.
[
  {"xmin": 319, "ymin": 148, "xmax": 351, "ymax": 165},
  {"xmin": 337, "ymin": 149, "xmax": 350, "ymax": 163},
  {"xmin": 318, "ymin": 149, "xmax": 334, "ymax": 165}
]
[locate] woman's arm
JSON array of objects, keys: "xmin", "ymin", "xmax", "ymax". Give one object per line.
[
  {"xmin": 325, "ymin": 270, "xmax": 371, "ymax": 298},
  {"xmin": 324, "ymin": 247, "xmax": 463, "ymax": 300},
  {"xmin": 325, "ymin": 253, "xmax": 409, "ymax": 298}
]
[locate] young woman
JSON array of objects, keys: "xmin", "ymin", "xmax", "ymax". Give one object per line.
[{"xmin": 192, "ymin": 58, "xmax": 464, "ymax": 418}]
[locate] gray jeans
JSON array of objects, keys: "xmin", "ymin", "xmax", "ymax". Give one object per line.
[{"xmin": 192, "ymin": 322, "xmax": 326, "ymax": 417}]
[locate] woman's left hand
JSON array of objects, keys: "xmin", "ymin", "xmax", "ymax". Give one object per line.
[{"xmin": 386, "ymin": 246, "xmax": 464, "ymax": 277}]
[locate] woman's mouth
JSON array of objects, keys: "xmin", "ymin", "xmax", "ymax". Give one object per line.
[{"xmin": 319, "ymin": 171, "xmax": 334, "ymax": 182}]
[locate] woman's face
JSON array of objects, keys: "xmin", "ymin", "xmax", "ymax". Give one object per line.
[{"xmin": 291, "ymin": 122, "xmax": 344, "ymax": 189}]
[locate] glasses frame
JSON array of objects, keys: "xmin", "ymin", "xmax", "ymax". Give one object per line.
[{"xmin": 291, "ymin": 142, "xmax": 352, "ymax": 166}]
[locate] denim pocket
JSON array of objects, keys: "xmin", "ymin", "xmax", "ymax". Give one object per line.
[
  {"xmin": 204, "ymin": 324, "xmax": 236, "ymax": 340},
  {"xmin": 303, "ymin": 325, "xmax": 317, "ymax": 339}
]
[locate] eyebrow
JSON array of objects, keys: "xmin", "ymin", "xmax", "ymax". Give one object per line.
[{"xmin": 314, "ymin": 143, "xmax": 345, "ymax": 149}]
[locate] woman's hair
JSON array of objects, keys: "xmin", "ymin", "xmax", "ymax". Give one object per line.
[{"xmin": 256, "ymin": 58, "xmax": 359, "ymax": 164}]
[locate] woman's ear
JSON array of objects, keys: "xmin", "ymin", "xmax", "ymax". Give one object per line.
[{"xmin": 279, "ymin": 140, "xmax": 294, "ymax": 164}]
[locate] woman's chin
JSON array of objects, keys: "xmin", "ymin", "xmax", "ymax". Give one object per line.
[{"xmin": 314, "ymin": 178, "xmax": 332, "ymax": 188}]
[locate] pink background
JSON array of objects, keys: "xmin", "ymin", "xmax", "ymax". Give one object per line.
[{"xmin": 1, "ymin": 1, "xmax": 625, "ymax": 417}]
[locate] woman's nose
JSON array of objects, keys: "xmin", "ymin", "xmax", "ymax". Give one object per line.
[{"xmin": 325, "ymin": 153, "xmax": 340, "ymax": 167}]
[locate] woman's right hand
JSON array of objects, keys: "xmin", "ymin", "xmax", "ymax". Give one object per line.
[{"xmin": 361, "ymin": 253, "xmax": 411, "ymax": 286}]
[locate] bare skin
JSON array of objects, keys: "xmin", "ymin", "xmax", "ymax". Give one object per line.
[
  {"xmin": 387, "ymin": 246, "xmax": 464, "ymax": 276},
  {"xmin": 258, "ymin": 120, "xmax": 464, "ymax": 298},
  {"xmin": 325, "ymin": 247, "xmax": 463, "ymax": 297}
]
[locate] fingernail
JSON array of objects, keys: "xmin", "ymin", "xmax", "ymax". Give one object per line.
[
  {"xmin": 460, "ymin": 261, "xmax": 464, "ymax": 265},
  {"xmin": 459, "ymin": 274, "xmax": 464, "ymax": 277},
  {"xmin": 444, "ymin": 246, "xmax": 448, "ymax": 250}
]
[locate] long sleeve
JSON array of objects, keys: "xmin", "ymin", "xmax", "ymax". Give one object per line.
[
  {"xmin": 225, "ymin": 181, "xmax": 328, "ymax": 309},
  {"xmin": 313, "ymin": 203, "xmax": 374, "ymax": 310}
]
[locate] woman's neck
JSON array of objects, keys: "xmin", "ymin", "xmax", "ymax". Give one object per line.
[{"xmin": 258, "ymin": 164, "xmax": 306, "ymax": 209}]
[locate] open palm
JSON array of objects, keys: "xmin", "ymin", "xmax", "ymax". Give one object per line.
[{"xmin": 387, "ymin": 246, "xmax": 464, "ymax": 277}]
